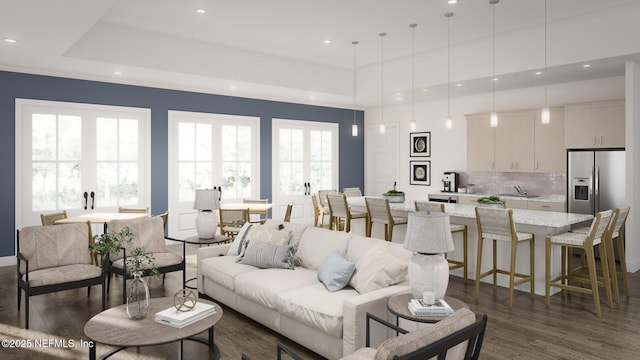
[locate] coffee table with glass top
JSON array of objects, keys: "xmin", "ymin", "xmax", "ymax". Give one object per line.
[{"xmin": 84, "ymin": 297, "xmax": 222, "ymax": 360}]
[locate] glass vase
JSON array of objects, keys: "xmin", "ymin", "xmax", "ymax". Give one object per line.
[{"xmin": 126, "ymin": 271, "xmax": 150, "ymax": 320}]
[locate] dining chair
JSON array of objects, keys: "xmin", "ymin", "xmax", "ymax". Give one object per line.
[
  {"xmin": 219, "ymin": 208, "xmax": 250, "ymax": 240},
  {"xmin": 283, "ymin": 203, "xmax": 294, "ymax": 222},
  {"xmin": 415, "ymin": 200, "xmax": 469, "ymax": 284},
  {"xmin": 475, "ymin": 206, "xmax": 534, "ymax": 308},
  {"xmin": 342, "ymin": 187, "xmax": 363, "ymax": 197},
  {"xmin": 546, "ymin": 209, "xmax": 613, "ymax": 317},
  {"xmin": 311, "ymin": 194, "xmax": 326, "ymax": 228},
  {"xmin": 326, "ymin": 194, "xmax": 367, "ymax": 233},
  {"xmin": 40, "ymin": 210, "xmax": 68, "ymax": 225},
  {"xmin": 118, "ymin": 207, "xmax": 150, "ymax": 214},
  {"xmin": 243, "ymin": 198, "xmax": 269, "ymax": 224},
  {"xmin": 317, "ymin": 189, "xmax": 337, "ymax": 213},
  {"xmin": 364, "ymin": 197, "xmax": 407, "ymax": 241}
]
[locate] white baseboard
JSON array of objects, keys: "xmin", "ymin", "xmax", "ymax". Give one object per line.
[{"xmin": 0, "ymin": 256, "xmax": 15, "ymax": 267}]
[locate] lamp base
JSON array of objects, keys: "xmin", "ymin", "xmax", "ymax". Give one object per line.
[
  {"xmin": 408, "ymin": 253, "xmax": 450, "ymax": 300},
  {"xmin": 196, "ymin": 210, "xmax": 218, "ymax": 239}
]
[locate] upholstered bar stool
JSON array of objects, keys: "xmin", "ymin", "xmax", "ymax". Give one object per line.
[
  {"xmin": 364, "ymin": 197, "xmax": 408, "ymax": 241},
  {"xmin": 415, "ymin": 200, "xmax": 468, "ymax": 284},
  {"xmin": 545, "ymin": 210, "xmax": 613, "ymax": 317},
  {"xmin": 327, "ymin": 194, "xmax": 368, "ymax": 232},
  {"xmin": 474, "ymin": 207, "xmax": 535, "ymax": 308}
]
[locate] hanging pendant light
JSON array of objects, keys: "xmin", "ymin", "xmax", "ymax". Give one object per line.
[
  {"xmin": 379, "ymin": 32, "xmax": 387, "ymax": 134},
  {"xmin": 352, "ymin": 41, "xmax": 359, "ymax": 136},
  {"xmin": 409, "ymin": 24, "xmax": 417, "ymax": 132},
  {"xmin": 445, "ymin": 13, "xmax": 454, "ymax": 129},
  {"xmin": 541, "ymin": 0, "xmax": 550, "ymax": 124},
  {"xmin": 489, "ymin": 0, "xmax": 499, "ymax": 128}
]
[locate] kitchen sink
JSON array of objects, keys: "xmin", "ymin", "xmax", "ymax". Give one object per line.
[{"xmin": 496, "ymin": 193, "xmax": 539, "ymax": 198}]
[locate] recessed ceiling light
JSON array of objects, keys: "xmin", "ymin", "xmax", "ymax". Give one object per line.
[
  {"xmin": 196, "ymin": 8, "xmax": 206, "ymax": 14},
  {"xmin": 535, "ymin": 71, "xmax": 542, "ymax": 75},
  {"xmin": 323, "ymin": 40, "xmax": 332, "ymax": 45},
  {"xmin": 229, "ymin": 85, "xmax": 236, "ymax": 90},
  {"xmin": 3, "ymin": 38, "xmax": 17, "ymax": 43},
  {"xmin": 583, "ymin": 64, "xmax": 591, "ymax": 68},
  {"xmin": 493, "ymin": 77, "xmax": 499, "ymax": 81},
  {"xmin": 448, "ymin": 0, "xmax": 458, "ymax": 4},
  {"xmin": 456, "ymin": 83, "xmax": 463, "ymax": 87},
  {"xmin": 422, "ymin": 88, "xmax": 429, "ymax": 92},
  {"xmin": 309, "ymin": 95, "xmax": 316, "ymax": 99},
  {"xmin": 113, "ymin": 71, "xmax": 122, "ymax": 76}
]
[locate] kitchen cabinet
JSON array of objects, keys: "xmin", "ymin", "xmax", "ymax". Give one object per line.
[
  {"xmin": 458, "ymin": 195, "xmax": 481, "ymax": 205},
  {"xmin": 534, "ymin": 107, "xmax": 565, "ymax": 173},
  {"xmin": 466, "ymin": 114, "xmax": 495, "ymax": 171},
  {"xmin": 564, "ymin": 100, "xmax": 625, "ymax": 149},
  {"xmin": 527, "ymin": 200, "xmax": 565, "ymax": 212},
  {"xmin": 494, "ymin": 111, "xmax": 535, "ymax": 172},
  {"xmin": 504, "ymin": 197, "xmax": 528, "ymax": 210}
]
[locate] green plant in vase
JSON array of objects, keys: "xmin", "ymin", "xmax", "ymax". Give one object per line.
[
  {"xmin": 383, "ymin": 181, "xmax": 406, "ymax": 203},
  {"xmin": 477, "ymin": 195, "xmax": 505, "ymax": 208}
]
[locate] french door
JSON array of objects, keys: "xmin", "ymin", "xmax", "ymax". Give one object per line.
[
  {"xmin": 272, "ymin": 119, "xmax": 338, "ymax": 224},
  {"xmin": 16, "ymin": 99, "xmax": 150, "ymax": 228},
  {"xmin": 167, "ymin": 111, "xmax": 260, "ymax": 238}
]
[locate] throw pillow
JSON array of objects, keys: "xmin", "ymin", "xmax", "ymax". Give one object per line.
[
  {"xmin": 237, "ymin": 242, "xmax": 296, "ymax": 270},
  {"xmin": 350, "ymin": 244, "xmax": 408, "ymax": 294},
  {"xmin": 317, "ymin": 251, "xmax": 356, "ymax": 292},
  {"xmin": 237, "ymin": 225, "xmax": 292, "ymax": 261},
  {"xmin": 227, "ymin": 222, "xmax": 253, "ymax": 256}
]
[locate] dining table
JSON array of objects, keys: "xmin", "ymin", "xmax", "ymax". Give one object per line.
[{"xmin": 54, "ymin": 212, "xmax": 148, "ymax": 225}]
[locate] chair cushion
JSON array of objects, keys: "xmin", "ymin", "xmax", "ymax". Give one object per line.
[
  {"xmin": 341, "ymin": 348, "xmax": 377, "ymax": 360},
  {"xmin": 199, "ymin": 256, "xmax": 260, "ymax": 291},
  {"xmin": 24, "ymin": 264, "xmax": 102, "ymax": 287},
  {"xmin": 481, "ymin": 231, "xmax": 533, "ymax": 242},
  {"xmin": 19, "ymin": 223, "xmax": 92, "ymax": 272},
  {"xmin": 276, "ymin": 283, "xmax": 359, "ymax": 338},
  {"xmin": 107, "ymin": 216, "xmax": 166, "ymax": 260},
  {"xmin": 349, "ymin": 244, "xmax": 407, "ymax": 294},
  {"xmin": 374, "ymin": 308, "xmax": 476, "ymax": 360},
  {"xmin": 450, "ymin": 224, "xmax": 466, "ymax": 232},
  {"xmin": 111, "ymin": 252, "xmax": 183, "ymax": 270},
  {"xmin": 549, "ymin": 232, "xmax": 597, "ymax": 246},
  {"xmin": 234, "ymin": 267, "xmax": 319, "ymax": 309},
  {"xmin": 238, "ymin": 243, "xmax": 296, "ymax": 269},
  {"xmin": 317, "ymin": 251, "xmax": 356, "ymax": 292}
]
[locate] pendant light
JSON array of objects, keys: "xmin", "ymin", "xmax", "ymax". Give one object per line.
[
  {"xmin": 445, "ymin": 13, "xmax": 454, "ymax": 129},
  {"xmin": 379, "ymin": 32, "xmax": 387, "ymax": 134},
  {"xmin": 409, "ymin": 24, "xmax": 417, "ymax": 132},
  {"xmin": 489, "ymin": 0, "xmax": 499, "ymax": 128},
  {"xmin": 541, "ymin": 0, "xmax": 550, "ymax": 124},
  {"xmin": 352, "ymin": 41, "xmax": 359, "ymax": 136}
]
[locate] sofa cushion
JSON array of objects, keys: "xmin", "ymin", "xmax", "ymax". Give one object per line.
[
  {"xmin": 350, "ymin": 244, "xmax": 408, "ymax": 294},
  {"xmin": 346, "ymin": 235, "xmax": 385, "ymax": 264},
  {"xmin": 296, "ymin": 227, "xmax": 351, "ymax": 270},
  {"xmin": 317, "ymin": 251, "xmax": 355, "ymax": 292},
  {"xmin": 234, "ymin": 267, "xmax": 319, "ymax": 309},
  {"xmin": 238, "ymin": 243, "xmax": 296, "ymax": 269},
  {"xmin": 199, "ymin": 255, "xmax": 260, "ymax": 291},
  {"xmin": 373, "ymin": 308, "xmax": 476, "ymax": 360},
  {"xmin": 277, "ymin": 283, "xmax": 359, "ymax": 338}
]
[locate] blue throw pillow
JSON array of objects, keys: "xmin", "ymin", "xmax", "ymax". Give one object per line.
[{"xmin": 317, "ymin": 251, "xmax": 356, "ymax": 292}]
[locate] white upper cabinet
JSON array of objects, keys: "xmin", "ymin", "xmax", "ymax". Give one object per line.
[
  {"xmin": 494, "ymin": 111, "xmax": 535, "ymax": 173},
  {"xmin": 564, "ymin": 100, "xmax": 625, "ymax": 149},
  {"xmin": 466, "ymin": 114, "xmax": 495, "ymax": 172},
  {"xmin": 534, "ymin": 107, "xmax": 565, "ymax": 173}
]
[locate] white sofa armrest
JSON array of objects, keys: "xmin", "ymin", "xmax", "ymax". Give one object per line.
[
  {"xmin": 196, "ymin": 244, "xmax": 232, "ymax": 293},
  {"xmin": 342, "ymin": 284, "xmax": 410, "ymax": 357}
]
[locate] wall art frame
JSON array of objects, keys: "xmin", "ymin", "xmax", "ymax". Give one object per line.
[
  {"xmin": 410, "ymin": 160, "xmax": 431, "ymax": 186},
  {"xmin": 410, "ymin": 131, "xmax": 431, "ymax": 157}
]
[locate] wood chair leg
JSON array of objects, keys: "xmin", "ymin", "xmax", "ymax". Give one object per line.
[
  {"xmin": 617, "ymin": 236, "xmax": 630, "ymax": 297},
  {"xmin": 585, "ymin": 248, "xmax": 601, "ymax": 317},
  {"xmin": 598, "ymin": 242, "xmax": 613, "ymax": 308},
  {"xmin": 545, "ymin": 237, "xmax": 551, "ymax": 306},
  {"xmin": 508, "ymin": 241, "xmax": 517, "ymax": 308},
  {"xmin": 530, "ymin": 237, "xmax": 535, "ymax": 299},
  {"xmin": 492, "ymin": 240, "xmax": 498, "ymax": 290},
  {"xmin": 475, "ymin": 237, "xmax": 484, "ymax": 300},
  {"xmin": 462, "ymin": 228, "xmax": 468, "ymax": 284},
  {"xmin": 605, "ymin": 235, "xmax": 620, "ymax": 304}
]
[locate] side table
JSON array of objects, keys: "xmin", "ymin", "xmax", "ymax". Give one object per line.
[
  {"xmin": 387, "ymin": 293, "xmax": 468, "ymax": 324},
  {"xmin": 183, "ymin": 235, "xmax": 229, "ymax": 290}
]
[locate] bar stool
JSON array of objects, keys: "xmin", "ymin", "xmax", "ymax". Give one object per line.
[
  {"xmin": 343, "ymin": 187, "xmax": 363, "ymax": 197},
  {"xmin": 545, "ymin": 210, "xmax": 613, "ymax": 317},
  {"xmin": 415, "ymin": 200, "xmax": 468, "ymax": 284},
  {"xmin": 326, "ymin": 194, "xmax": 368, "ymax": 232},
  {"xmin": 475, "ymin": 207, "xmax": 534, "ymax": 308},
  {"xmin": 364, "ymin": 197, "xmax": 407, "ymax": 241}
]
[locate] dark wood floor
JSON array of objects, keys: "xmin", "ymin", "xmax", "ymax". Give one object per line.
[{"xmin": 2, "ymin": 244, "xmax": 639, "ymax": 359}]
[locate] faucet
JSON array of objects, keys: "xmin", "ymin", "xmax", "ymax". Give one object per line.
[{"xmin": 514, "ymin": 185, "xmax": 527, "ymax": 196}]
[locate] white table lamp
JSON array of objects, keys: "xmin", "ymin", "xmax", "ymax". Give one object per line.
[
  {"xmin": 403, "ymin": 212, "xmax": 455, "ymax": 300},
  {"xmin": 193, "ymin": 189, "xmax": 220, "ymax": 239}
]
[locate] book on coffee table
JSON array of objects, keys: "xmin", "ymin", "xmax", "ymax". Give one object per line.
[
  {"xmin": 407, "ymin": 298, "xmax": 454, "ymax": 317},
  {"xmin": 154, "ymin": 302, "xmax": 216, "ymax": 328}
]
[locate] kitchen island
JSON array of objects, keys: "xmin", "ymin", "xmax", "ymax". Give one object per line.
[{"xmin": 347, "ymin": 197, "xmax": 593, "ymax": 296}]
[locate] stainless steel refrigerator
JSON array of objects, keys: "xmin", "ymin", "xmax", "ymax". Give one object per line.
[{"xmin": 568, "ymin": 150, "xmax": 626, "ymax": 215}]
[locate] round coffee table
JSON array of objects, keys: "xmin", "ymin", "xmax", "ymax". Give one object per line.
[
  {"xmin": 387, "ymin": 293, "xmax": 468, "ymax": 324},
  {"xmin": 84, "ymin": 297, "xmax": 222, "ymax": 360}
]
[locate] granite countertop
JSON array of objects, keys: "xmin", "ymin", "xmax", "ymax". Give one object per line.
[
  {"xmin": 433, "ymin": 191, "xmax": 566, "ymax": 203},
  {"xmin": 347, "ymin": 196, "xmax": 591, "ymax": 228}
]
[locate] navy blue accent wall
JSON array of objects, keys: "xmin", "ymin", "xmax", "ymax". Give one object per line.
[{"xmin": 1, "ymin": 70, "xmax": 364, "ymax": 257}]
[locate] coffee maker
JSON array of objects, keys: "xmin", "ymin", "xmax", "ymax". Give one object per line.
[{"xmin": 442, "ymin": 172, "xmax": 459, "ymax": 193}]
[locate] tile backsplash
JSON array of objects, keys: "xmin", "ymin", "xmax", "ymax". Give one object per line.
[{"xmin": 459, "ymin": 172, "xmax": 566, "ymax": 197}]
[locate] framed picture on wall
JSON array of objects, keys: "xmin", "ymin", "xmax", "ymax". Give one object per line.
[
  {"xmin": 410, "ymin": 132, "xmax": 431, "ymax": 157},
  {"xmin": 410, "ymin": 160, "xmax": 431, "ymax": 186}
]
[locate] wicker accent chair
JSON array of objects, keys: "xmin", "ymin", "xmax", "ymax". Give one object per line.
[
  {"xmin": 17, "ymin": 222, "xmax": 105, "ymax": 329},
  {"xmin": 40, "ymin": 210, "xmax": 68, "ymax": 225},
  {"xmin": 415, "ymin": 201, "xmax": 469, "ymax": 284},
  {"xmin": 475, "ymin": 207, "xmax": 534, "ymax": 308},
  {"xmin": 105, "ymin": 214, "xmax": 185, "ymax": 304},
  {"xmin": 326, "ymin": 194, "xmax": 368, "ymax": 232},
  {"xmin": 546, "ymin": 210, "xmax": 613, "ymax": 317},
  {"xmin": 364, "ymin": 197, "xmax": 408, "ymax": 241}
]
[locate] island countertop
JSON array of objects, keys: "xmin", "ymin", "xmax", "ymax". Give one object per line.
[{"xmin": 347, "ymin": 196, "xmax": 592, "ymax": 229}]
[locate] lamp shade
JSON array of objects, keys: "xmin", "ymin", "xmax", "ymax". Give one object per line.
[
  {"xmin": 403, "ymin": 212, "xmax": 454, "ymax": 254},
  {"xmin": 193, "ymin": 189, "xmax": 220, "ymax": 211}
]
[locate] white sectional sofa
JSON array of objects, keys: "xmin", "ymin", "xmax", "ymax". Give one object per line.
[{"xmin": 197, "ymin": 219, "xmax": 412, "ymax": 359}]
